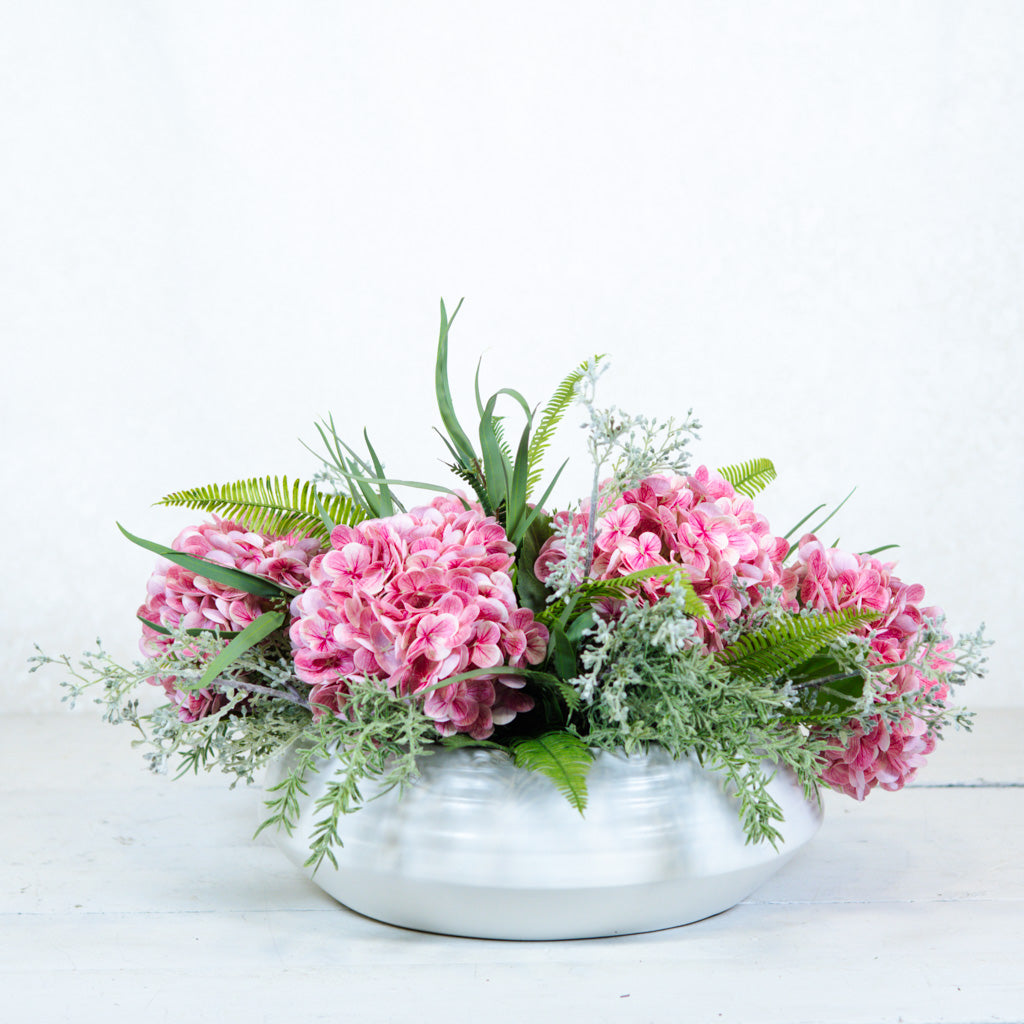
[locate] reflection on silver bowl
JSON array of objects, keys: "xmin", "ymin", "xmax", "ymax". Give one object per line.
[{"xmin": 264, "ymin": 744, "xmax": 822, "ymax": 940}]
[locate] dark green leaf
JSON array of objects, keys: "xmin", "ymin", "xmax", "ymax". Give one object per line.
[
  {"xmin": 479, "ymin": 393, "xmax": 511, "ymax": 511},
  {"xmin": 565, "ymin": 608, "xmax": 595, "ymax": 644},
  {"xmin": 548, "ymin": 626, "xmax": 577, "ymax": 680},
  {"xmin": 438, "ymin": 735, "xmax": 506, "ymax": 751},
  {"xmin": 136, "ymin": 614, "xmax": 240, "ymax": 640},
  {"xmin": 362, "ymin": 430, "xmax": 394, "ymax": 517},
  {"xmin": 504, "ymin": 418, "xmax": 533, "ymax": 543},
  {"xmin": 515, "ymin": 513, "xmax": 554, "ymax": 612},
  {"xmin": 197, "ymin": 610, "xmax": 286, "ymax": 688},
  {"xmin": 117, "ymin": 522, "xmax": 289, "ymax": 598}
]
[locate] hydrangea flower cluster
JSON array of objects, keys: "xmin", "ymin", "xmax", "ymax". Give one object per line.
[
  {"xmin": 138, "ymin": 518, "xmax": 322, "ymax": 722},
  {"xmin": 289, "ymin": 496, "xmax": 549, "ymax": 740},
  {"xmin": 536, "ymin": 468, "xmax": 789, "ymax": 650},
  {"xmin": 782, "ymin": 534, "xmax": 950, "ymax": 799}
]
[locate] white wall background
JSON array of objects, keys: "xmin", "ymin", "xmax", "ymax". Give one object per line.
[{"xmin": 2, "ymin": 1, "xmax": 1021, "ymax": 711}]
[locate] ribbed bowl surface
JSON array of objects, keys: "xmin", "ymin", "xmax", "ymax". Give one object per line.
[{"xmin": 264, "ymin": 745, "xmax": 822, "ymax": 939}]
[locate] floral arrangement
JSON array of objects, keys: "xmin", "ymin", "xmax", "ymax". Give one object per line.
[{"xmin": 38, "ymin": 301, "xmax": 987, "ymax": 870}]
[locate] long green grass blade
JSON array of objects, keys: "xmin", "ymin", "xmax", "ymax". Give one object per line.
[
  {"xmin": 783, "ymin": 503, "xmax": 826, "ymax": 544},
  {"xmin": 479, "ymin": 393, "xmax": 511, "ymax": 511},
  {"xmin": 136, "ymin": 614, "xmax": 240, "ymax": 640},
  {"xmin": 435, "ymin": 298, "xmax": 477, "ymax": 468},
  {"xmin": 860, "ymin": 543, "xmax": 899, "ymax": 557},
  {"xmin": 806, "ymin": 487, "xmax": 856, "ymax": 540},
  {"xmin": 781, "ymin": 490, "xmax": 855, "ymax": 561},
  {"xmin": 117, "ymin": 522, "xmax": 289, "ymax": 598},
  {"xmin": 517, "ymin": 458, "xmax": 568, "ymax": 539},
  {"xmin": 362, "ymin": 430, "xmax": 394, "ymax": 517},
  {"xmin": 197, "ymin": 610, "xmax": 286, "ymax": 688},
  {"xmin": 505, "ymin": 419, "xmax": 533, "ymax": 542},
  {"xmin": 313, "ymin": 490, "xmax": 336, "ymax": 537}
]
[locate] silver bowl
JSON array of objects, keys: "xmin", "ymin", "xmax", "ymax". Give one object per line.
[{"xmin": 264, "ymin": 744, "xmax": 822, "ymax": 939}]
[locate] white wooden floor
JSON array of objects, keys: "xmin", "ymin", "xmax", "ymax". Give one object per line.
[{"xmin": 3, "ymin": 710, "xmax": 1022, "ymax": 1024}]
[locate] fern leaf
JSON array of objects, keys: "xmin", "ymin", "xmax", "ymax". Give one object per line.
[
  {"xmin": 511, "ymin": 731, "xmax": 592, "ymax": 814},
  {"xmin": 572, "ymin": 565, "xmax": 709, "ymax": 618},
  {"xmin": 716, "ymin": 458, "xmax": 777, "ymax": 498},
  {"xmin": 526, "ymin": 356, "xmax": 602, "ymax": 498},
  {"xmin": 157, "ymin": 477, "xmax": 365, "ymax": 543},
  {"xmin": 718, "ymin": 608, "xmax": 877, "ymax": 683}
]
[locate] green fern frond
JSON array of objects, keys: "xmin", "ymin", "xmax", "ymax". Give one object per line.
[
  {"xmin": 526, "ymin": 356, "xmax": 602, "ymax": 498},
  {"xmin": 718, "ymin": 608, "xmax": 877, "ymax": 683},
  {"xmin": 511, "ymin": 731, "xmax": 592, "ymax": 814},
  {"xmin": 157, "ymin": 477, "xmax": 366, "ymax": 543},
  {"xmin": 716, "ymin": 458, "xmax": 777, "ymax": 498},
  {"xmin": 573, "ymin": 565, "xmax": 709, "ymax": 618}
]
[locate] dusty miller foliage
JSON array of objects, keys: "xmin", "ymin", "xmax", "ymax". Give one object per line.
[
  {"xmin": 576, "ymin": 358, "xmax": 701, "ymax": 505},
  {"xmin": 570, "ymin": 358, "xmax": 700, "ymax": 580}
]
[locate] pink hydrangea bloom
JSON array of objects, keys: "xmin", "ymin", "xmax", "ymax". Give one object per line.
[
  {"xmin": 535, "ymin": 468, "xmax": 789, "ymax": 650},
  {"xmin": 782, "ymin": 533, "xmax": 950, "ymax": 799},
  {"xmin": 289, "ymin": 496, "xmax": 548, "ymax": 739},
  {"xmin": 138, "ymin": 517, "xmax": 322, "ymax": 722}
]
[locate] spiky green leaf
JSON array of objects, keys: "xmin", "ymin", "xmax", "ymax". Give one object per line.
[
  {"xmin": 157, "ymin": 476, "xmax": 365, "ymax": 544},
  {"xmin": 511, "ymin": 731, "xmax": 592, "ymax": 814},
  {"xmin": 716, "ymin": 458, "xmax": 777, "ymax": 498}
]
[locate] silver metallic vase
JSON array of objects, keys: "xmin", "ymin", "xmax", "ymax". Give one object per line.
[{"xmin": 264, "ymin": 744, "xmax": 822, "ymax": 939}]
